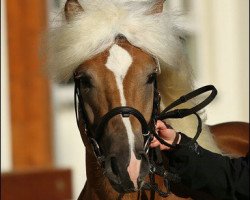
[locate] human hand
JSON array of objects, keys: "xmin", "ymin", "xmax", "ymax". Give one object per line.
[{"xmin": 150, "ymin": 120, "xmax": 180, "ymax": 150}]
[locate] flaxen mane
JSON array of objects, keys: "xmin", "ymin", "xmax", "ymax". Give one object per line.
[{"xmin": 46, "ymin": 0, "xmax": 221, "ymax": 153}]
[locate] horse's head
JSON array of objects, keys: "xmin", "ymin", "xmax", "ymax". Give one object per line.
[
  {"xmin": 62, "ymin": 0, "xmax": 166, "ymax": 193},
  {"xmin": 75, "ymin": 35, "xmax": 160, "ymax": 192},
  {"xmin": 47, "ymin": 0, "xmax": 190, "ymax": 194}
]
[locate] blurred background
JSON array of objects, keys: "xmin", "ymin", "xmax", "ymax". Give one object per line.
[{"xmin": 1, "ymin": 0, "xmax": 249, "ymax": 199}]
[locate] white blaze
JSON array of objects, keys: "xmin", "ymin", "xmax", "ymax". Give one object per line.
[
  {"xmin": 105, "ymin": 44, "xmax": 134, "ymax": 150},
  {"xmin": 105, "ymin": 44, "xmax": 141, "ymax": 189}
]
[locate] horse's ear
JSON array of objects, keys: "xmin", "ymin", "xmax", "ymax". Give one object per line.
[
  {"xmin": 64, "ymin": 0, "xmax": 84, "ymax": 21},
  {"xmin": 149, "ymin": 0, "xmax": 164, "ymax": 14}
]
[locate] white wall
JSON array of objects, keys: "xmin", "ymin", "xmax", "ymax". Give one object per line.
[
  {"xmin": 51, "ymin": 84, "xmax": 86, "ymax": 199},
  {"xmin": 1, "ymin": 0, "xmax": 12, "ymax": 172},
  {"xmin": 168, "ymin": 0, "xmax": 249, "ymax": 124},
  {"xmin": 193, "ymin": 0, "xmax": 249, "ymax": 124}
]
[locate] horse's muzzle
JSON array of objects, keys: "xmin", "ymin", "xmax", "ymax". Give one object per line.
[{"xmin": 103, "ymin": 152, "xmax": 150, "ymax": 193}]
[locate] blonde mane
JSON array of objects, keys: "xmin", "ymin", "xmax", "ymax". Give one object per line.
[
  {"xmin": 46, "ymin": 0, "xmax": 220, "ymax": 153},
  {"xmin": 46, "ymin": 0, "xmax": 190, "ymax": 81}
]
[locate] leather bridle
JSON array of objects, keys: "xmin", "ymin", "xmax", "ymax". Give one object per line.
[
  {"xmin": 74, "ymin": 72, "xmax": 217, "ymax": 199},
  {"xmin": 74, "ymin": 74, "xmax": 161, "ymax": 163}
]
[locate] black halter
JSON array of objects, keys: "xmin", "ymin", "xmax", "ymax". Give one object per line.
[{"xmin": 74, "ymin": 73, "xmax": 217, "ymax": 199}]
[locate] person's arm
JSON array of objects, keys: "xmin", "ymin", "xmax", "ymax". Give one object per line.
[{"xmin": 150, "ymin": 121, "xmax": 249, "ymax": 200}]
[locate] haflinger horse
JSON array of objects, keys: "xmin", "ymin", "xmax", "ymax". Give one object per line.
[{"xmin": 46, "ymin": 0, "xmax": 249, "ymax": 199}]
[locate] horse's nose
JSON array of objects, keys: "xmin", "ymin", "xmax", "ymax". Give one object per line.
[
  {"xmin": 104, "ymin": 156, "xmax": 135, "ymax": 192},
  {"xmin": 104, "ymin": 153, "xmax": 149, "ymax": 193}
]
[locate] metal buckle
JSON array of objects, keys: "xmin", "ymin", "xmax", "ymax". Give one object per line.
[
  {"xmin": 144, "ymin": 134, "xmax": 153, "ymax": 154},
  {"xmin": 89, "ymin": 138, "xmax": 102, "ymax": 159},
  {"xmin": 142, "ymin": 130, "xmax": 150, "ymax": 137}
]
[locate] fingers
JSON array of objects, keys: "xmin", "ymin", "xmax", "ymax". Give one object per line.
[
  {"xmin": 150, "ymin": 120, "xmax": 176, "ymax": 151},
  {"xmin": 150, "ymin": 141, "xmax": 160, "ymax": 148},
  {"xmin": 159, "ymin": 144, "xmax": 170, "ymax": 150},
  {"xmin": 156, "ymin": 120, "xmax": 167, "ymax": 130},
  {"xmin": 150, "ymin": 137, "xmax": 159, "ymax": 147},
  {"xmin": 150, "ymin": 137, "xmax": 157, "ymax": 143},
  {"xmin": 150, "ymin": 139, "xmax": 170, "ymax": 150}
]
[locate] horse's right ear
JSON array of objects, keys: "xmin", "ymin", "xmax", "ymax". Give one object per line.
[
  {"xmin": 64, "ymin": 0, "xmax": 84, "ymax": 21},
  {"xmin": 148, "ymin": 0, "xmax": 165, "ymax": 14}
]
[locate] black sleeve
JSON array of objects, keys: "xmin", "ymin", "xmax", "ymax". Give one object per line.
[{"xmin": 166, "ymin": 133, "xmax": 249, "ymax": 200}]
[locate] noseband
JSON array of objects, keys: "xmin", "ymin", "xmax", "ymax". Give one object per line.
[{"xmin": 74, "ymin": 73, "xmax": 217, "ymax": 199}]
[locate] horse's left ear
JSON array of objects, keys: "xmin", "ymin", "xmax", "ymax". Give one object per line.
[
  {"xmin": 64, "ymin": 0, "xmax": 84, "ymax": 21},
  {"xmin": 149, "ymin": 0, "xmax": 165, "ymax": 14}
]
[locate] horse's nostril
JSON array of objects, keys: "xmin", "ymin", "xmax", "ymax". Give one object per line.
[
  {"xmin": 137, "ymin": 154, "xmax": 142, "ymax": 160},
  {"xmin": 110, "ymin": 157, "xmax": 120, "ymax": 176}
]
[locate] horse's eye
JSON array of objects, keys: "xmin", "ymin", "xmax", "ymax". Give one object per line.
[
  {"xmin": 147, "ymin": 73, "xmax": 157, "ymax": 84},
  {"xmin": 80, "ymin": 75, "xmax": 93, "ymax": 89}
]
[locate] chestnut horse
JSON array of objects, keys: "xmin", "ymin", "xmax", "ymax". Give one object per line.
[{"xmin": 46, "ymin": 0, "xmax": 249, "ymax": 199}]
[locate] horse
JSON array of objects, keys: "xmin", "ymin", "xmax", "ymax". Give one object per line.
[{"xmin": 45, "ymin": 0, "xmax": 249, "ymax": 199}]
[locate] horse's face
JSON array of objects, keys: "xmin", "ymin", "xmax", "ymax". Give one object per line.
[
  {"xmin": 75, "ymin": 37, "xmax": 159, "ymax": 192},
  {"xmin": 63, "ymin": 0, "xmax": 164, "ymax": 194}
]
